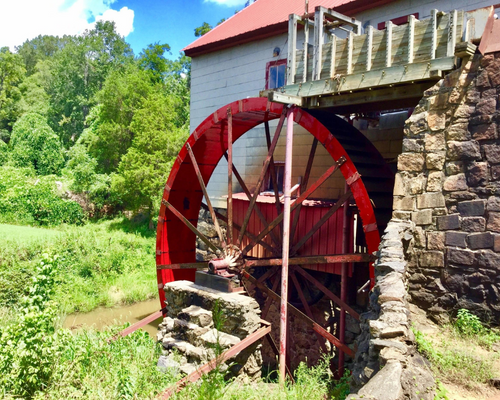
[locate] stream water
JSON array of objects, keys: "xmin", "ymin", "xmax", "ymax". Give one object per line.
[{"xmin": 63, "ymin": 298, "xmax": 163, "ymax": 337}]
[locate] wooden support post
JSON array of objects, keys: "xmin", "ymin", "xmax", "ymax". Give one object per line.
[
  {"xmin": 279, "ymin": 105, "xmax": 295, "ymax": 386},
  {"xmin": 431, "ymin": 9, "xmax": 438, "ymax": 60},
  {"xmin": 330, "ymin": 34, "xmax": 337, "ymax": 77},
  {"xmin": 407, "ymin": 14, "xmax": 416, "ymax": 64},
  {"xmin": 303, "ymin": 16, "xmax": 309, "ymax": 83},
  {"xmin": 366, "ymin": 25, "xmax": 373, "ymax": 71},
  {"xmin": 447, "ymin": 10, "xmax": 458, "ymax": 57},
  {"xmin": 287, "ymin": 14, "xmax": 299, "ymax": 85},
  {"xmin": 347, "ymin": 30, "xmax": 354, "ymax": 75},
  {"xmin": 385, "ymin": 21, "xmax": 393, "ymax": 68},
  {"xmin": 313, "ymin": 6, "xmax": 325, "ymax": 81}
]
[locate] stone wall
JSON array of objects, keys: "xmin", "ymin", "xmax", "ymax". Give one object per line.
[
  {"xmin": 394, "ymin": 52, "xmax": 500, "ymax": 323},
  {"xmin": 157, "ymin": 280, "xmax": 262, "ymax": 383},
  {"xmin": 348, "ymin": 219, "xmax": 436, "ymax": 400}
]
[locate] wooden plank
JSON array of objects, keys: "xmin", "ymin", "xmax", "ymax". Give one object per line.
[
  {"xmin": 283, "ymin": 57, "xmax": 454, "ymax": 98},
  {"xmin": 447, "ymin": 10, "xmax": 458, "ymax": 57},
  {"xmin": 303, "ymin": 16, "xmax": 309, "ymax": 83},
  {"xmin": 431, "ymin": 9, "xmax": 438, "ymax": 59},
  {"xmin": 366, "ymin": 25, "xmax": 373, "ymax": 71},
  {"xmin": 330, "ymin": 35, "xmax": 337, "ymax": 77},
  {"xmin": 313, "ymin": 7, "xmax": 325, "ymax": 80},
  {"xmin": 308, "ymin": 81, "xmax": 433, "ymax": 110},
  {"xmin": 347, "ymin": 31, "xmax": 354, "ymax": 74},
  {"xmin": 386, "ymin": 21, "xmax": 393, "ymax": 67},
  {"xmin": 408, "ymin": 14, "xmax": 416, "ymax": 63},
  {"xmin": 287, "ymin": 14, "xmax": 299, "ymax": 85}
]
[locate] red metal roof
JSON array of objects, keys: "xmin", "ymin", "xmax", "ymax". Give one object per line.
[{"xmin": 184, "ymin": 0, "xmax": 394, "ymax": 57}]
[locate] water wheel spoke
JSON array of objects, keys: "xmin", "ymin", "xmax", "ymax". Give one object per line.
[
  {"xmin": 157, "ymin": 262, "xmax": 208, "ymax": 270},
  {"xmin": 201, "ymin": 203, "xmax": 279, "ymax": 256},
  {"xmin": 227, "ymin": 108, "xmax": 233, "ymax": 245},
  {"xmin": 162, "ymin": 199, "xmax": 220, "ymax": 253},
  {"xmin": 290, "ymin": 137, "xmax": 318, "ymax": 242},
  {"xmin": 186, "ymin": 143, "xmax": 226, "ymax": 247},
  {"xmin": 237, "ymin": 108, "xmax": 287, "ymax": 245},
  {"xmin": 290, "ymin": 191, "xmax": 353, "ymax": 256},
  {"xmin": 241, "ymin": 157, "xmax": 346, "ymax": 256},
  {"xmin": 292, "ymin": 265, "xmax": 360, "ymax": 320},
  {"xmin": 223, "ymin": 153, "xmax": 281, "ymax": 249},
  {"xmin": 291, "ymin": 272, "xmax": 328, "ymax": 354},
  {"xmin": 264, "ymin": 120, "xmax": 282, "ymax": 235},
  {"xmin": 261, "ymin": 271, "xmax": 281, "ymax": 320},
  {"xmin": 241, "ymin": 270, "xmax": 353, "ymax": 357}
]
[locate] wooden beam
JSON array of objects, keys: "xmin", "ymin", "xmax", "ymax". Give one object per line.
[
  {"xmin": 347, "ymin": 30, "xmax": 354, "ymax": 74},
  {"xmin": 447, "ymin": 10, "xmax": 458, "ymax": 57},
  {"xmin": 385, "ymin": 20, "xmax": 393, "ymax": 68},
  {"xmin": 282, "ymin": 57, "xmax": 455, "ymax": 99},
  {"xmin": 431, "ymin": 9, "xmax": 437, "ymax": 59},
  {"xmin": 287, "ymin": 14, "xmax": 299, "ymax": 85},
  {"xmin": 407, "ymin": 14, "xmax": 416, "ymax": 64},
  {"xmin": 330, "ymin": 34, "xmax": 337, "ymax": 77},
  {"xmin": 308, "ymin": 81, "xmax": 433, "ymax": 110},
  {"xmin": 366, "ymin": 25, "xmax": 373, "ymax": 71},
  {"xmin": 313, "ymin": 7, "xmax": 325, "ymax": 81}
]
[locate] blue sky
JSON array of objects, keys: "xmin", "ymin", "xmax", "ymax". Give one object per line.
[{"xmin": 0, "ymin": 0, "xmax": 247, "ymax": 58}]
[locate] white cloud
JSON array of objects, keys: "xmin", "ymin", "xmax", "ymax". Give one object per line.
[
  {"xmin": 0, "ymin": 0, "xmax": 134, "ymax": 50},
  {"xmin": 94, "ymin": 7, "xmax": 134, "ymax": 37},
  {"xmin": 203, "ymin": 0, "xmax": 248, "ymax": 7}
]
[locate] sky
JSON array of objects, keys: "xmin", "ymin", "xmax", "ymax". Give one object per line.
[{"xmin": 0, "ymin": 0, "xmax": 248, "ymax": 59}]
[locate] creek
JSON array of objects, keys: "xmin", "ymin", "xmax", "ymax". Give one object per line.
[{"xmin": 63, "ymin": 298, "xmax": 163, "ymax": 337}]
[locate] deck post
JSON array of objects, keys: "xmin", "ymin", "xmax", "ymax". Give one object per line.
[
  {"xmin": 279, "ymin": 105, "xmax": 295, "ymax": 385},
  {"xmin": 313, "ymin": 7, "xmax": 325, "ymax": 80},
  {"xmin": 287, "ymin": 14, "xmax": 299, "ymax": 85}
]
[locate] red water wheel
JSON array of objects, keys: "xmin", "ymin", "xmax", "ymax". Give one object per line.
[{"xmin": 156, "ymin": 97, "xmax": 391, "ymax": 375}]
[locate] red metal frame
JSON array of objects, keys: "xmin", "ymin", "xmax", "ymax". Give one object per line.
[{"xmin": 155, "ymin": 97, "xmax": 380, "ymax": 310}]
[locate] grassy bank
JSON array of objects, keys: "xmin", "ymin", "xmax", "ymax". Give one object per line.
[{"xmin": 0, "ymin": 218, "xmax": 157, "ymax": 313}]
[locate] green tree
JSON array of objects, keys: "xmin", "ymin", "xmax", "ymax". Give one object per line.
[
  {"xmin": 0, "ymin": 138, "xmax": 8, "ymax": 165},
  {"xmin": 0, "ymin": 47, "xmax": 25, "ymax": 139},
  {"xmin": 138, "ymin": 43, "xmax": 172, "ymax": 84},
  {"xmin": 194, "ymin": 22, "xmax": 212, "ymax": 37},
  {"xmin": 16, "ymin": 34, "xmax": 70, "ymax": 76},
  {"xmin": 46, "ymin": 21, "xmax": 133, "ymax": 146},
  {"xmin": 10, "ymin": 113, "xmax": 64, "ymax": 175},
  {"xmin": 113, "ymin": 93, "xmax": 188, "ymax": 224},
  {"xmin": 82, "ymin": 64, "xmax": 154, "ymax": 173}
]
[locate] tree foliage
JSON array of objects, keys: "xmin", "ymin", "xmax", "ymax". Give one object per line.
[
  {"xmin": 112, "ymin": 93, "xmax": 188, "ymax": 220},
  {"xmin": 10, "ymin": 113, "xmax": 64, "ymax": 175},
  {"xmin": 0, "ymin": 47, "xmax": 25, "ymax": 138},
  {"xmin": 0, "ymin": 20, "xmax": 193, "ymax": 220}
]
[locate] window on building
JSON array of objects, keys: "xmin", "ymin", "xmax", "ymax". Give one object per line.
[{"xmin": 266, "ymin": 59, "xmax": 286, "ymax": 89}]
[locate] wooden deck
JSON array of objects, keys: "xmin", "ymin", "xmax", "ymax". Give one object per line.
[{"xmin": 262, "ymin": 6, "xmax": 491, "ymax": 111}]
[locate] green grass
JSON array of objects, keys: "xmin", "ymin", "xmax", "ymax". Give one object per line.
[
  {"xmin": 0, "ymin": 218, "xmax": 158, "ymax": 313},
  {"xmin": 0, "ymin": 223, "xmax": 61, "ymax": 243},
  {"xmin": 414, "ymin": 312, "xmax": 500, "ymax": 391}
]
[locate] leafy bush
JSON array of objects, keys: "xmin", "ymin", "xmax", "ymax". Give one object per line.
[
  {"xmin": 9, "ymin": 113, "xmax": 64, "ymax": 175},
  {"xmin": 454, "ymin": 308, "xmax": 484, "ymax": 336},
  {"xmin": 0, "ymin": 166, "xmax": 85, "ymax": 225},
  {"xmin": 0, "ymin": 253, "xmax": 173, "ymax": 399},
  {"xmin": 0, "ymin": 138, "xmax": 8, "ymax": 165}
]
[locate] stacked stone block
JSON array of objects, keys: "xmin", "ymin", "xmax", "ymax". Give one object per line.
[
  {"xmin": 348, "ymin": 220, "xmax": 435, "ymax": 400},
  {"xmin": 157, "ymin": 280, "xmax": 262, "ymax": 382},
  {"xmin": 394, "ymin": 53, "xmax": 500, "ymax": 322}
]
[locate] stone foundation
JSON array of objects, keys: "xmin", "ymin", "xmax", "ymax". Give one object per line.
[
  {"xmin": 348, "ymin": 219, "xmax": 436, "ymax": 400},
  {"xmin": 394, "ymin": 52, "xmax": 500, "ymax": 323},
  {"xmin": 157, "ymin": 280, "xmax": 262, "ymax": 382}
]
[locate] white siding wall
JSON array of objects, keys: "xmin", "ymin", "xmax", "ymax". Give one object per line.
[{"xmin": 189, "ymin": 0, "xmax": 495, "ymax": 207}]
